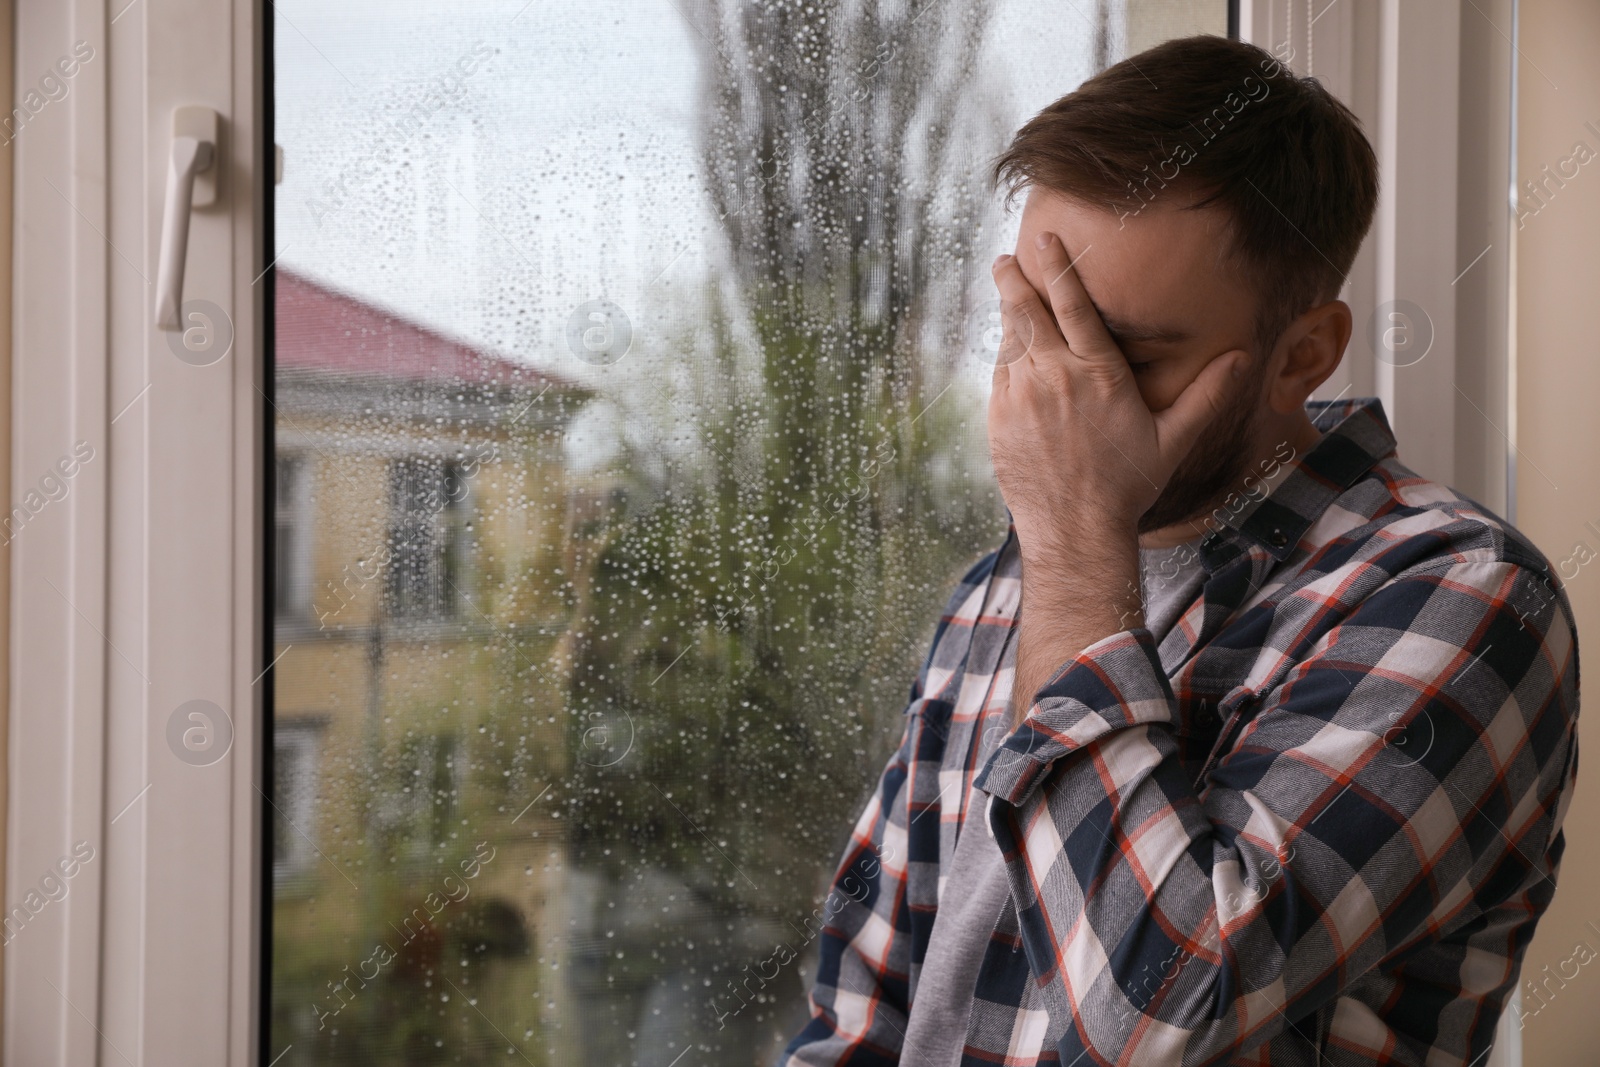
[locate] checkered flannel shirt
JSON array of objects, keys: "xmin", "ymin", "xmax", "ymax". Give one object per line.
[{"xmin": 779, "ymin": 397, "xmax": 1580, "ymax": 1066}]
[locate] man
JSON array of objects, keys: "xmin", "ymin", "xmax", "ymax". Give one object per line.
[{"xmin": 778, "ymin": 35, "xmax": 1579, "ymax": 1067}]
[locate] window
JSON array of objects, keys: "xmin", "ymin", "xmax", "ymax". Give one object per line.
[
  {"xmin": 6, "ymin": 0, "xmax": 1527, "ymax": 1062},
  {"xmin": 273, "ymin": 718, "xmax": 327, "ymax": 883},
  {"xmin": 374, "ymin": 731, "xmax": 461, "ymax": 854},
  {"xmin": 275, "ymin": 453, "xmax": 313, "ymax": 622},
  {"xmin": 384, "ymin": 457, "xmax": 470, "ymax": 621},
  {"xmin": 264, "ymin": 3, "xmax": 1231, "ymax": 1063}
]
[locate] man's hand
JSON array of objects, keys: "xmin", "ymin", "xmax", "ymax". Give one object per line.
[
  {"xmin": 988, "ymin": 232, "xmax": 1247, "ymax": 556},
  {"xmin": 988, "ymin": 231, "xmax": 1247, "ymax": 724}
]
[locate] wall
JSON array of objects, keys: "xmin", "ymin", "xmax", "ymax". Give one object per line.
[
  {"xmin": 1515, "ymin": 0, "xmax": 1600, "ymax": 1062},
  {"xmin": 0, "ymin": 0, "xmax": 13, "ymax": 1048}
]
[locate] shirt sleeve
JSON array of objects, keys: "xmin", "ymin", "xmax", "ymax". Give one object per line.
[
  {"xmin": 776, "ymin": 707, "xmax": 915, "ymax": 1067},
  {"xmin": 974, "ymin": 558, "xmax": 1579, "ymax": 1065},
  {"xmin": 778, "ymin": 549, "xmax": 1001, "ymax": 1067}
]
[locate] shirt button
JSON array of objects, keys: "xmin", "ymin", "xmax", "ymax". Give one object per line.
[{"xmin": 1268, "ymin": 529, "xmax": 1289, "ymax": 548}]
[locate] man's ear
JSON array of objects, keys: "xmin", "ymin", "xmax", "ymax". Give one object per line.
[{"xmin": 1266, "ymin": 300, "xmax": 1350, "ymax": 415}]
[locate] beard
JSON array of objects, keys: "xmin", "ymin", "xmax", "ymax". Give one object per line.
[{"xmin": 1137, "ymin": 360, "xmax": 1265, "ymax": 535}]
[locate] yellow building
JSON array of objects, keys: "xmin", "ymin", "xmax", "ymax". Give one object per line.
[{"xmin": 270, "ymin": 269, "xmax": 593, "ymax": 1060}]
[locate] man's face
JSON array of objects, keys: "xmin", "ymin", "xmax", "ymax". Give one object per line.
[{"xmin": 1011, "ymin": 188, "xmax": 1267, "ymax": 534}]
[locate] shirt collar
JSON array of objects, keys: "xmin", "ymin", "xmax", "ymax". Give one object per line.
[{"xmin": 1200, "ymin": 396, "xmax": 1397, "ymax": 565}]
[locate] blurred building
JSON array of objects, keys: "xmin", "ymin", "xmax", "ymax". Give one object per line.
[{"xmin": 270, "ymin": 269, "xmax": 591, "ymax": 1057}]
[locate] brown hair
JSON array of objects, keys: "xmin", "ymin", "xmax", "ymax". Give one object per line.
[{"xmin": 992, "ymin": 35, "xmax": 1379, "ymax": 356}]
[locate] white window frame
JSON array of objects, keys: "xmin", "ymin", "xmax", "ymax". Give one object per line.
[
  {"xmin": 4, "ymin": 1, "xmax": 1521, "ymax": 1064},
  {"xmin": 8, "ymin": 0, "xmax": 265, "ymax": 1062}
]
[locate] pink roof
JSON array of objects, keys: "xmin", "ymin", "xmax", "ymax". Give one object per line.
[{"xmin": 275, "ymin": 268, "xmax": 574, "ymax": 390}]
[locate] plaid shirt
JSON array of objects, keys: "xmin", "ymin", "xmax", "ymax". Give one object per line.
[{"xmin": 779, "ymin": 398, "xmax": 1580, "ymax": 1067}]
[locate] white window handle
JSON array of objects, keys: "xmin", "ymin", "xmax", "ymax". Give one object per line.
[{"xmin": 155, "ymin": 107, "xmax": 218, "ymax": 331}]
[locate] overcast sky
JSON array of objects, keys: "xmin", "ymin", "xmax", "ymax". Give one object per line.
[{"xmin": 272, "ymin": 0, "xmax": 1111, "ymax": 363}]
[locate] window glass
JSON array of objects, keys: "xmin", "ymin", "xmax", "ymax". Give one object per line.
[
  {"xmin": 269, "ymin": 2, "xmax": 1226, "ymax": 1063},
  {"xmin": 274, "ymin": 719, "xmax": 326, "ymax": 882},
  {"xmin": 275, "ymin": 453, "xmax": 311, "ymax": 620},
  {"xmin": 385, "ymin": 456, "xmax": 471, "ymax": 620}
]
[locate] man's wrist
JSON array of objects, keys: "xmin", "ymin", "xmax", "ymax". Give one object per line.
[
  {"xmin": 1016, "ymin": 516, "xmax": 1141, "ymax": 609},
  {"xmin": 1009, "ymin": 527, "xmax": 1144, "ymax": 727}
]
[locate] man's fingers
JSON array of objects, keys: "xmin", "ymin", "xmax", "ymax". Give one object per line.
[
  {"xmin": 991, "ymin": 254, "xmax": 1057, "ymax": 366},
  {"xmin": 991, "ymin": 338, "xmax": 1010, "ymax": 390},
  {"xmin": 1033, "ymin": 232, "xmax": 1121, "ymax": 366},
  {"xmin": 1153, "ymin": 349, "xmax": 1251, "ymax": 464}
]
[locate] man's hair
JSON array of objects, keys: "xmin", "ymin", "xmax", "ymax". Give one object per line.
[{"xmin": 992, "ymin": 35, "xmax": 1379, "ymax": 356}]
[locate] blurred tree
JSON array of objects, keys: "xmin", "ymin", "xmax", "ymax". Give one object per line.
[{"xmin": 559, "ymin": 1, "xmax": 1012, "ymax": 1057}]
